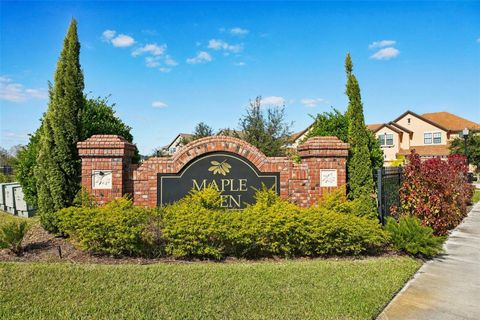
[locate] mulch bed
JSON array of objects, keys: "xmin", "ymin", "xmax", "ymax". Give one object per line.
[{"xmin": 0, "ymin": 224, "xmax": 171, "ymax": 265}]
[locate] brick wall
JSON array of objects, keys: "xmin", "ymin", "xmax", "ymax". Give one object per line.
[{"xmin": 78, "ymin": 135, "xmax": 348, "ymax": 207}]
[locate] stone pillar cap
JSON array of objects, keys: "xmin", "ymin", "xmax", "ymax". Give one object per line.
[
  {"xmin": 77, "ymin": 135, "xmax": 136, "ymax": 157},
  {"xmin": 297, "ymin": 136, "xmax": 349, "ymax": 158}
]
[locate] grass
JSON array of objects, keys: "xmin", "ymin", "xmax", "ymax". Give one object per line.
[
  {"xmin": 0, "ymin": 257, "xmax": 420, "ymax": 320},
  {"xmin": 472, "ymin": 189, "xmax": 480, "ymax": 204},
  {"xmin": 0, "ymin": 210, "xmax": 37, "ymax": 227}
]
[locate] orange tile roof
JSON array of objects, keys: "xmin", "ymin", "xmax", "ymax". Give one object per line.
[
  {"xmin": 366, "ymin": 123, "xmax": 383, "ymax": 131},
  {"xmin": 398, "ymin": 145, "xmax": 450, "ymax": 157},
  {"xmin": 421, "ymin": 112, "xmax": 480, "ymax": 132}
]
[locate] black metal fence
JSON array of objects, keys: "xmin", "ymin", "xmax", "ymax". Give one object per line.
[
  {"xmin": 374, "ymin": 167, "xmax": 404, "ymax": 224},
  {"xmin": 1, "ymin": 165, "xmax": 13, "ymax": 175}
]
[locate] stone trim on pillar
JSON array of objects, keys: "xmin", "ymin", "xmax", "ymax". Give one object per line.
[{"xmin": 77, "ymin": 135, "xmax": 136, "ymax": 205}]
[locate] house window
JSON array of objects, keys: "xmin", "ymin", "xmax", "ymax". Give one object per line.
[
  {"xmin": 433, "ymin": 132, "xmax": 441, "ymax": 144},
  {"xmin": 386, "ymin": 134, "xmax": 394, "ymax": 146},
  {"xmin": 424, "ymin": 133, "xmax": 432, "ymax": 144},
  {"xmin": 407, "ymin": 118, "xmax": 411, "ymax": 124},
  {"xmin": 378, "ymin": 135, "xmax": 385, "ymax": 146},
  {"xmin": 170, "ymin": 147, "xmax": 176, "ymax": 153},
  {"xmin": 378, "ymin": 134, "xmax": 394, "ymax": 146}
]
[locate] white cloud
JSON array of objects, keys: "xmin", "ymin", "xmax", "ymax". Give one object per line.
[
  {"xmin": 111, "ymin": 34, "xmax": 135, "ymax": 47},
  {"xmin": 132, "ymin": 43, "xmax": 166, "ymax": 56},
  {"xmin": 102, "ymin": 29, "xmax": 134, "ymax": 47},
  {"xmin": 230, "ymin": 27, "xmax": 249, "ymax": 36},
  {"xmin": 370, "ymin": 47, "xmax": 400, "ymax": 60},
  {"xmin": 164, "ymin": 56, "xmax": 178, "ymax": 66},
  {"xmin": 207, "ymin": 39, "xmax": 242, "ymax": 53},
  {"xmin": 102, "ymin": 29, "xmax": 116, "ymax": 41},
  {"xmin": 0, "ymin": 76, "xmax": 47, "ymax": 102},
  {"xmin": 260, "ymin": 96, "xmax": 285, "ymax": 106},
  {"xmin": 234, "ymin": 61, "xmax": 246, "ymax": 66},
  {"xmin": 300, "ymin": 98, "xmax": 328, "ymax": 107},
  {"xmin": 152, "ymin": 101, "xmax": 168, "ymax": 108},
  {"xmin": 25, "ymin": 89, "xmax": 48, "ymax": 99},
  {"xmin": 186, "ymin": 51, "xmax": 212, "ymax": 64},
  {"xmin": 101, "ymin": 31, "xmax": 176, "ymax": 72},
  {"xmin": 145, "ymin": 56, "xmax": 161, "ymax": 68},
  {"xmin": 368, "ymin": 40, "xmax": 396, "ymax": 49}
]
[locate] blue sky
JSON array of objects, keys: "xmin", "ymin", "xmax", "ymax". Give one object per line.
[{"xmin": 1, "ymin": 1, "xmax": 479, "ymax": 154}]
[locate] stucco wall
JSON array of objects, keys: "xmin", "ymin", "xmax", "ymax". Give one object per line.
[
  {"xmin": 376, "ymin": 127, "xmax": 400, "ymax": 161},
  {"xmin": 396, "ymin": 113, "xmax": 447, "ymax": 146}
]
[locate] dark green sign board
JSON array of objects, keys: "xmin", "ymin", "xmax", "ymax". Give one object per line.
[{"xmin": 157, "ymin": 152, "xmax": 279, "ymax": 208}]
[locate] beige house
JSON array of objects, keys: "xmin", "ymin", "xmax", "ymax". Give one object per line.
[
  {"xmin": 367, "ymin": 111, "xmax": 480, "ymax": 165},
  {"xmin": 162, "ymin": 133, "xmax": 193, "ymax": 156}
]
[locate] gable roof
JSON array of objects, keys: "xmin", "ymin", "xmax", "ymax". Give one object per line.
[
  {"xmin": 392, "ymin": 110, "xmax": 450, "ymax": 132},
  {"xmin": 288, "ymin": 122, "xmax": 315, "ymax": 143},
  {"xmin": 366, "ymin": 123, "xmax": 403, "ymax": 134},
  {"xmin": 421, "ymin": 112, "xmax": 480, "ymax": 132},
  {"xmin": 388, "ymin": 121, "xmax": 413, "ymax": 134},
  {"xmin": 165, "ymin": 133, "xmax": 193, "ymax": 150},
  {"xmin": 366, "ymin": 123, "xmax": 383, "ymax": 132}
]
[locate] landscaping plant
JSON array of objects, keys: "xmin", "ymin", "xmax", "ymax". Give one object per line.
[
  {"xmin": 344, "ymin": 54, "xmax": 378, "ymax": 213},
  {"xmin": 0, "ymin": 221, "xmax": 30, "ymax": 256},
  {"xmin": 35, "ymin": 18, "xmax": 85, "ymax": 229},
  {"xmin": 398, "ymin": 151, "xmax": 474, "ymax": 235},
  {"xmin": 15, "ymin": 20, "xmax": 138, "ymax": 232},
  {"xmin": 56, "ymin": 197, "xmax": 159, "ymax": 256},
  {"xmin": 56, "ymin": 187, "xmax": 388, "ymax": 259},
  {"xmin": 317, "ymin": 186, "xmax": 378, "ymax": 219},
  {"xmin": 305, "ymin": 108, "xmax": 383, "ymax": 171},
  {"xmin": 385, "ymin": 216, "xmax": 445, "ymax": 258}
]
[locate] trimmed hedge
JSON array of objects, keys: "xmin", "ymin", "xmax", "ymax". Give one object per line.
[
  {"xmin": 56, "ymin": 187, "xmax": 389, "ymax": 259},
  {"xmin": 56, "ymin": 198, "xmax": 158, "ymax": 256}
]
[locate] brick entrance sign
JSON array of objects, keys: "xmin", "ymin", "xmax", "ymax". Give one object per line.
[{"xmin": 77, "ymin": 135, "xmax": 348, "ymax": 207}]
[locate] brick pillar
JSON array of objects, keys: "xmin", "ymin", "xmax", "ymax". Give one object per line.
[
  {"xmin": 297, "ymin": 136, "xmax": 349, "ymax": 206},
  {"xmin": 77, "ymin": 135, "xmax": 136, "ymax": 204}
]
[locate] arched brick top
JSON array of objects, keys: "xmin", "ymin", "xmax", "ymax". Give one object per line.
[{"xmin": 171, "ymin": 135, "xmax": 271, "ymax": 171}]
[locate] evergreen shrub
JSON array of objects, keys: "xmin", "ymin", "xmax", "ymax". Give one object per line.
[
  {"xmin": 57, "ymin": 187, "xmax": 388, "ymax": 259},
  {"xmin": 0, "ymin": 221, "xmax": 29, "ymax": 256},
  {"xmin": 56, "ymin": 197, "xmax": 158, "ymax": 256},
  {"xmin": 318, "ymin": 187, "xmax": 378, "ymax": 219},
  {"xmin": 385, "ymin": 216, "xmax": 445, "ymax": 258}
]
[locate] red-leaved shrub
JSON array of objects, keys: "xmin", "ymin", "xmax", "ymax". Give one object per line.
[{"xmin": 398, "ymin": 151, "xmax": 473, "ymax": 235}]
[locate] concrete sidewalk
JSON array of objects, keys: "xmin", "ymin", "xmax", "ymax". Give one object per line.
[{"xmin": 378, "ymin": 202, "xmax": 480, "ymax": 320}]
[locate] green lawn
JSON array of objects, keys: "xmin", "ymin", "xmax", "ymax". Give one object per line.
[
  {"xmin": 473, "ymin": 189, "xmax": 480, "ymax": 204},
  {"xmin": 0, "ymin": 257, "xmax": 420, "ymax": 320}
]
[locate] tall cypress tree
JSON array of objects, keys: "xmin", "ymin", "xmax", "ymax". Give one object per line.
[
  {"xmin": 345, "ymin": 54, "xmax": 375, "ymax": 202},
  {"xmin": 36, "ymin": 19, "xmax": 84, "ymax": 230}
]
